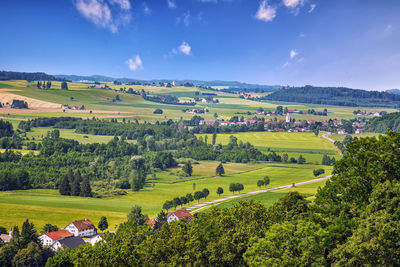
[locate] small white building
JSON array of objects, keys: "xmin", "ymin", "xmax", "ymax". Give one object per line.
[
  {"xmin": 285, "ymin": 113, "xmax": 291, "ymax": 123},
  {"xmin": 0, "ymin": 228, "xmax": 12, "ymax": 243},
  {"xmin": 64, "ymin": 219, "xmax": 97, "ymax": 237},
  {"xmin": 167, "ymin": 209, "xmax": 195, "ymax": 223},
  {"xmin": 39, "ymin": 230, "xmax": 74, "ymax": 250}
]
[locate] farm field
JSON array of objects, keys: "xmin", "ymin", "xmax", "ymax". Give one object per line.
[
  {"xmin": 0, "ymin": 162, "xmax": 332, "ymax": 230},
  {"xmin": 215, "ymin": 179, "xmax": 327, "ymax": 210},
  {"xmin": 0, "ymin": 80, "xmax": 396, "ymax": 123}
]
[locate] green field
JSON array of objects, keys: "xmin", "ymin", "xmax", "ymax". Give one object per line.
[
  {"xmin": 1, "ymin": 80, "xmax": 396, "ymax": 123},
  {"xmin": 215, "ymin": 179, "xmax": 327, "ymax": 210},
  {"xmin": 0, "ymin": 162, "xmax": 332, "ymax": 230}
]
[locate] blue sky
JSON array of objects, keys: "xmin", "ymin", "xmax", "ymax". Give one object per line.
[{"xmin": 0, "ymin": 0, "xmax": 399, "ymax": 90}]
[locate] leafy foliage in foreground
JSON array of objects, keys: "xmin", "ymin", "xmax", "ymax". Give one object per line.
[{"xmin": 46, "ymin": 130, "xmax": 400, "ymax": 266}]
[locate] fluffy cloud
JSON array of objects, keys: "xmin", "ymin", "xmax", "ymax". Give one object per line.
[
  {"xmin": 290, "ymin": 49, "xmax": 298, "ymax": 59},
  {"xmin": 167, "ymin": 0, "xmax": 176, "ymax": 9},
  {"xmin": 309, "ymin": 4, "xmax": 316, "ymax": 13},
  {"xmin": 283, "ymin": 0, "xmax": 303, "ymax": 8},
  {"xmin": 255, "ymin": 1, "xmax": 276, "ymax": 22},
  {"xmin": 179, "ymin": 42, "xmax": 192, "ymax": 55},
  {"xmin": 126, "ymin": 55, "xmax": 143, "ymax": 71},
  {"xmin": 75, "ymin": 0, "xmax": 131, "ymax": 33}
]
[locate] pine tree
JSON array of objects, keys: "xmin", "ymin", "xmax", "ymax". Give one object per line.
[
  {"xmin": 212, "ymin": 132, "xmax": 217, "ymax": 145},
  {"xmin": 21, "ymin": 219, "xmax": 37, "ymax": 245},
  {"xmin": 80, "ymin": 178, "xmax": 92, "ymax": 197},
  {"xmin": 71, "ymin": 171, "xmax": 82, "ymax": 196},
  {"xmin": 59, "ymin": 175, "xmax": 71, "ymax": 196}
]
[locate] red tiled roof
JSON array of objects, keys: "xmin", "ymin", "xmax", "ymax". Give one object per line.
[
  {"xmin": 71, "ymin": 219, "xmax": 96, "ymax": 231},
  {"xmin": 146, "ymin": 219, "xmax": 156, "ymax": 229},
  {"xmin": 168, "ymin": 209, "xmax": 195, "ymax": 221},
  {"xmin": 0, "ymin": 234, "xmax": 11, "ymax": 242},
  {"xmin": 45, "ymin": 230, "xmax": 73, "ymax": 240}
]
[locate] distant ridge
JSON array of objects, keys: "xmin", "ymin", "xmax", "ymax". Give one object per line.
[
  {"xmin": 386, "ymin": 89, "xmax": 400, "ymax": 95},
  {"xmin": 263, "ymin": 85, "xmax": 400, "ymax": 108},
  {"xmin": 0, "ymin": 71, "xmax": 67, "ymax": 82},
  {"xmin": 54, "ymin": 74, "xmax": 281, "ymax": 91}
]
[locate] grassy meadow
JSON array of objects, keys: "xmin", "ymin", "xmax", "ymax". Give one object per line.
[{"xmin": 0, "ymin": 161, "xmax": 332, "ymax": 230}]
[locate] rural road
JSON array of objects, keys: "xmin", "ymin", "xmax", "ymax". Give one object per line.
[
  {"xmin": 320, "ymin": 132, "xmax": 342, "ymax": 155},
  {"xmin": 321, "ymin": 132, "xmax": 335, "ymax": 143},
  {"xmin": 187, "ymin": 175, "xmax": 332, "ymax": 212}
]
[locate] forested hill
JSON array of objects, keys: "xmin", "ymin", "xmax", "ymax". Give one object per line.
[
  {"xmin": 263, "ymin": 85, "xmax": 400, "ymax": 107},
  {"xmin": 365, "ymin": 112, "xmax": 400, "ymax": 133},
  {"xmin": 0, "ymin": 71, "xmax": 67, "ymax": 82}
]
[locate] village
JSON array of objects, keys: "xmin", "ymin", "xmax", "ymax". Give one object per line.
[
  {"xmin": 0, "ymin": 208, "xmax": 194, "ymax": 252},
  {"xmin": 198, "ymin": 112, "xmax": 368, "ymax": 135}
]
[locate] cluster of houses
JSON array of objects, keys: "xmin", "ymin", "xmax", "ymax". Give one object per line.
[
  {"xmin": 353, "ymin": 110, "xmax": 384, "ymax": 116},
  {"xmin": 62, "ymin": 104, "xmax": 85, "ymax": 110},
  {"xmin": 199, "ymin": 113, "xmax": 366, "ymax": 135},
  {"xmin": 0, "ymin": 219, "xmax": 102, "ymax": 251},
  {"xmin": 190, "ymin": 97, "xmax": 220, "ymax": 104},
  {"xmin": 1, "ymin": 211, "xmax": 196, "ymax": 252}
]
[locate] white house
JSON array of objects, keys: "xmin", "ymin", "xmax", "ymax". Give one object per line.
[
  {"xmin": 39, "ymin": 230, "xmax": 74, "ymax": 250},
  {"xmin": 64, "ymin": 219, "xmax": 97, "ymax": 237},
  {"xmin": 167, "ymin": 209, "xmax": 195, "ymax": 223},
  {"xmin": 0, "ymin": 228, "xmax": 12, "ymax": 243}
]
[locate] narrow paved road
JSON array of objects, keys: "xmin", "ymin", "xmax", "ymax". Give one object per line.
[
  {"xmin": 321, "ymin": 132, "xmax": 335, "ymax": 143},
  {"xmin": 320, "ymin": 132, "xmax": 342, "ymax": 155},
  {"xmin": 187, "ymin": 175, "xmax": 332, "ymax": 212}
]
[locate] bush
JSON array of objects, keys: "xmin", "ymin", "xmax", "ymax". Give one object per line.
[{"xmin": 153, "ymin": 109, "xmax": 163, "ymax": 114}]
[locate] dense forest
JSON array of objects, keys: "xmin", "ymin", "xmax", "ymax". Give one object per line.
[
  {"xmin": 365, "ymin": 112, "xmax": 400, "ymax": 133},
  {"xmin": 0, "ymin": 71, "xmax": 67, "ymax": 82},
  {"xmin": 27, "ymin": 130, "xmax": 400, "ymax": 266},
  {"xmin": 262, "ymin": 85, "xmax": 400, "ymax": 107}
]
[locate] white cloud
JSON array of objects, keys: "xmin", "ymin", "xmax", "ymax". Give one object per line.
[
  {"xmin": 126, "ymin": 55, "xmax": 143, "ymax": 71},
  {"xmin": 290, "ymin": 49, "xmax": 298, "ymax": 59},
  {"xmin": 255, "ymin": 0, "xmax": 276, "ymax": 22},
  {"xmin": 109, "ymin": 0, "xmax": 131, "ymax": 10},
  {"xmin": 167, "ymin": 0, "xmax": 176, "ymax": 9},
  {"xmin": 75, "ymin": 0, "xmax": 131, "ymax": 33},
  {"xmin": 179, "ymin": 42, "xmax": 192, "ymax": 55},
  {"xmin": 309, "ymin": 4, "xmax": 316, "ymax": 13},
  {"xmin": 283, "ymin": 0, "xmax": 303, "ymax": 8}
]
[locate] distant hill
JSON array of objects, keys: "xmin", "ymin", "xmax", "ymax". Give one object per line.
[
  {"xmin": 0, "ymin": 71, "xmax": 66, "ymax": 82},
  {"xmin": 365, "ymin": 112, "xmax": 400, "ymax": 133},
  {"xmin": 386, "ymin": 89, "xmax": 400, "ymax": 95},
  {"xmin": 54, "ymin": 74, "xmax": 280, "ymax": 92},
  {"xmin": 264, "ymin": 85, "xmax": 400, "ymax": 108}
]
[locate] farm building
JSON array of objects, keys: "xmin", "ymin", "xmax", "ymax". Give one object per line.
[{"xmin": 64, "ymin": 219, "xmax": 97, "ymax": 237}]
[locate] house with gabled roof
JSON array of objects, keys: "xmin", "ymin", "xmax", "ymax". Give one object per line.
[
  {"xmin": 39, "ymin": 230, "xmax": 74, "ymax": 249},
  {"xmin": 167, "ymin": 209, "xmax": 195, "ymax": 223},
  {"xmin": 64, "ymin": 219, "xmax": 97, "ymax": 237}
]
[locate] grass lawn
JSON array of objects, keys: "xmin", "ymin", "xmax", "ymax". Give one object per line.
[
  {"xmin": 197, "ymin": 132, "xmax": 337, "ymax": 154},
  {"xmin": 0, "ymin": 162, "xmax": 332, "ymax": 230},
  {"xmin": 214, "ymin": 178, "xmax": 328, "ymax": 210},
  {"xmin": 25, "ymin": 127, "xmax": 117, "ymax": 144}
]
